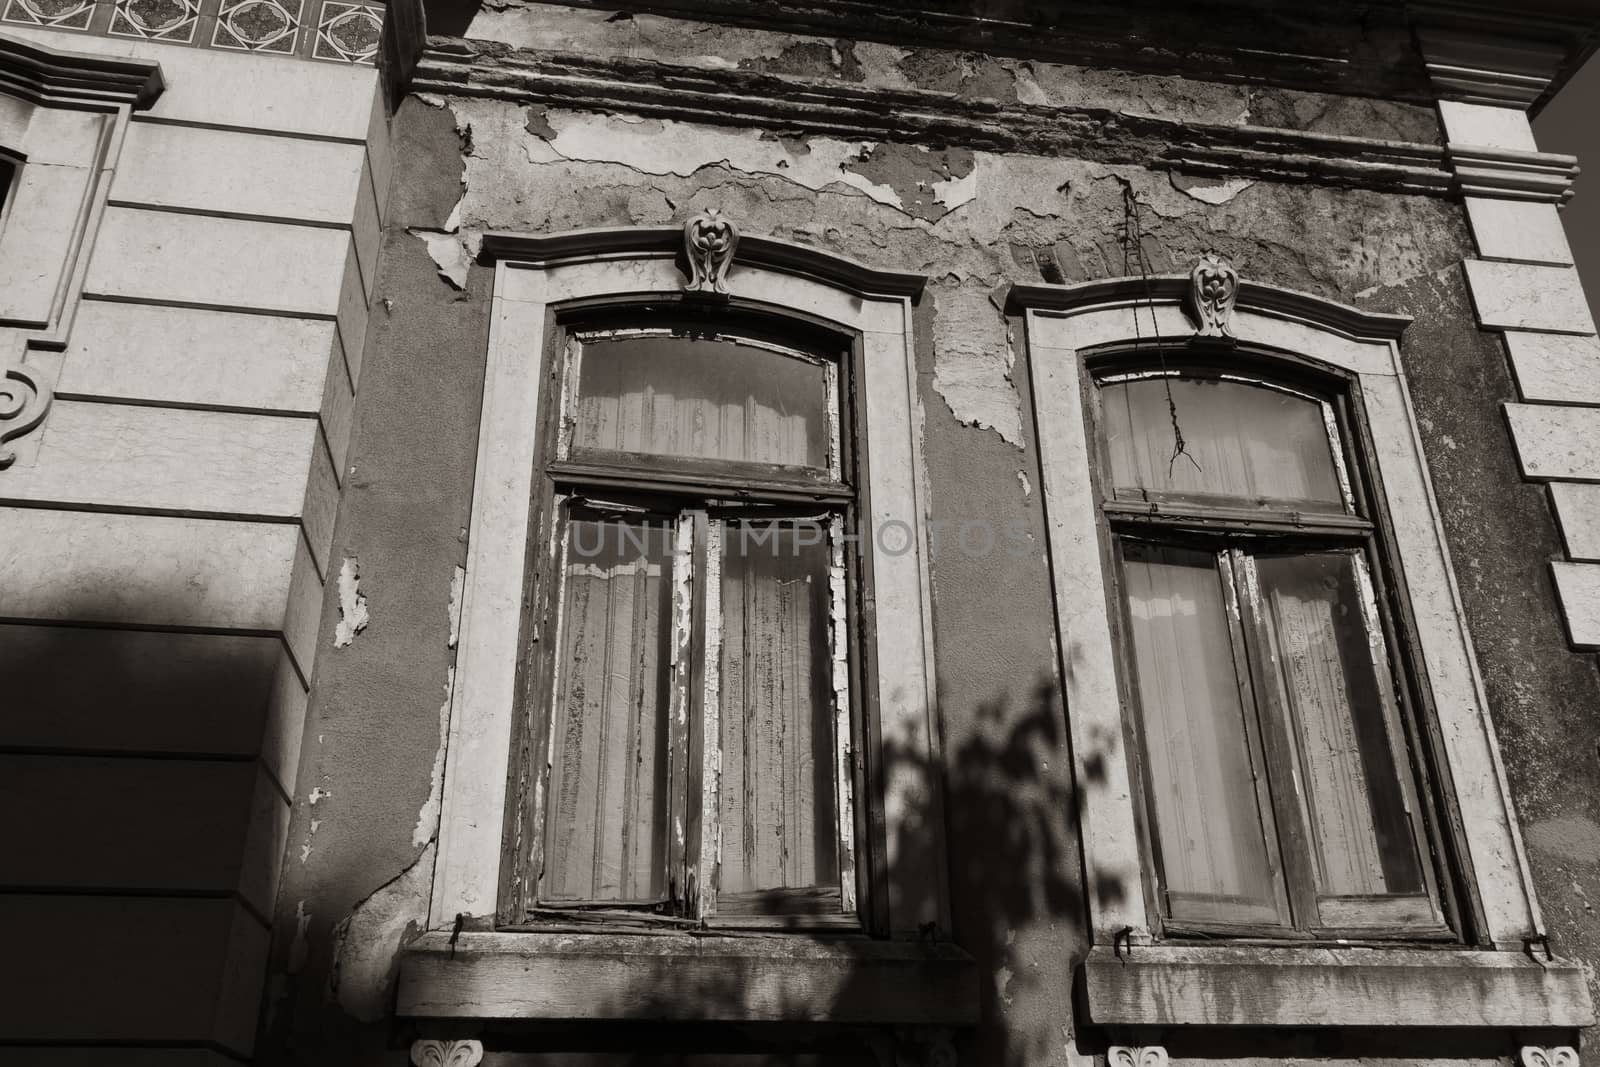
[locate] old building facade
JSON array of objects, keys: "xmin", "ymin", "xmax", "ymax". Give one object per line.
[{"xmin": 3, "ymin": 0, "xmax": 1600, "ymax": 1064}]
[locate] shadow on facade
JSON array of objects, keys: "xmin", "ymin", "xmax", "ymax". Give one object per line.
[{"xmin": 442, "ymin": 670, "xmax": 1102, "ymax": 1067}]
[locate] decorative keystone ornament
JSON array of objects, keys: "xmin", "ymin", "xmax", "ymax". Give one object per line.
[
  {"xmin": 1186, "ymin": 252, "xmax": 1239, "ymax": 339},
  {"xmin": 683, "ymin": 207, "xmax": 740, "ymax": 294},
  {"xmin": 1108, "ymin": 1046, "xmax": 1169, "ymax": 1067},
  {"xmin": 411, "ymin": 1039, "xmax": 484, "ymax": 1067},
  {"xmin": 1521, "ymin": 1048, "xmax": 1578, "ymax": 1067},
  {"xmin": 0, "ymin": 360, "xmax": 52, "ymax": 470}
]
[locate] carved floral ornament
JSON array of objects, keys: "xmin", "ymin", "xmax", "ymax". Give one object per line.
[
  {"xmin": 1108, "ymin": 1046, "xmax": 1168, "ymax": 1067},
  {"xmin": 682, "ymin": 207, "xmax": 740, "ymax": 295},
  {"xmin": 411, "ymin": 1038, "xmax": 483, "ymax": 1067},
  {"xmin": 1521, "ymin": 1048, "xmax": 1578, "ymax": 1067},
  {"xmin": 1185, "ymin": 252, "xmax": 1240, "ymax": 339}
]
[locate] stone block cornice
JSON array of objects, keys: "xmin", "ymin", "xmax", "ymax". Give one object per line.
[{"xmin": 415, "ymin": 40, "xmax": 1462, "ymax": 199}]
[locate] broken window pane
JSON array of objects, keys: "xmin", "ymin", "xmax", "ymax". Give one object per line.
[
  {"xmin": 573, "ymin": 334, "xmax": 832, "ymax": 471},
  {"xmin": 1122, "ymin": 543, "xmax": 1284, "ymax": 925},
  {"xmin": 717, "ymin": 519, "xmax": 839, "ymax": 906},
  {"xmin": 543, "ymin": 518, "xmax": 675, "ymax": 904},
  {"xmin": 1102, "ymin": 376, "xmax": 1346, "ymax": 510},
  {"xmin": 1254, "ymin": 551, "xmax": 1425, "ymax": 897}
]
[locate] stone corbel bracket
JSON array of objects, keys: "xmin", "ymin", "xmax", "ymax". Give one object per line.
[
  {"xmin": 1109, "ymin": 1045, "xmax": 1169, "ymax": 1067},
  {"xmin": 1185, "ymin": 253, "xmax": 1240, "ymax": 339},
  {"xmin": 411, "ymin": 1038, "xmax": 483, "ymax": 1067},
  {"xmin": 1521, "ymin": 1047, "xmax": 1578, "ymax": 1067},
  {"xmin": 682, "ymin": 207, "xmax": 740, "ymax": 295}
]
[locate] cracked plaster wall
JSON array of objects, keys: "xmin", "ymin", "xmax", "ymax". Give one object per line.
[{"xmin": 264, "ymin": 6, "xmax": 1600, "ymax": 1064}]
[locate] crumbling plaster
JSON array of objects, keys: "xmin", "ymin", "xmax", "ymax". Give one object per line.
[{"xmin": 264, "ymin": 9, "xmax": 1600, "ymax": 1065}]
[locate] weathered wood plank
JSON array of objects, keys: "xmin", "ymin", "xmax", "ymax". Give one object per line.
[
  {"xmin": 59, "ymin": 299, "xmax": 338, "ymax": 414},
  {"xmin": 396, "ymin": 931, "xmax": 978, "ymax": 1024},
  {"xmin": 0, "ymin": 508, "xmax": 301, "ymax": 633},
  {"xmin": 0, "ymin": 895, "xmax": 269, "ymax": 1054},
  {"xmin": 116, "ymin": 123, "xmax": 366, "ymax": 225},
  {"xmin": 1082, "ymin": 944, "xmax": 1595, "ymax": 1027},
  {"xmin": 1, "ymin": 401, "xmax": 319, "ymax": 525},
  {"xmin": 86, "ymin": 208, "xmax": 351, "ymax": 317}
]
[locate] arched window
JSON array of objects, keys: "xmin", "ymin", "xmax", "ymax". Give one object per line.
[
  {"xmin": 529, "ymin": 311, "xmax": 860, "ymax": 922},
  {"xmin": 1093, "ymin": 366, "xmax": 1446, "ymax": 937}
]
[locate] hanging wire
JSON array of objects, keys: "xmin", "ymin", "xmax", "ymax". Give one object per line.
[{"xmin": 1121, "ymin": 184, "xmax": 1201, "ymax": 478}]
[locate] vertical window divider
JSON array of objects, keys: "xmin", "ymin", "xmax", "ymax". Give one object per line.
[
  {"xmin": 827, "ymin": 513, "xmax": 858, "ymax": 915},
  {"xmin": 666, "ymin": 509, "xmax": 699, "ymax": 916},
  {"xmin": 1217, "ymin": 547, "xmax": 1296, "ymax": 928},
  {"xmin": 1232, "ymin": 547, "xmax": 1323, "ymax": 928},
  {"xmin": 695, "ymin": 516, "xmax": 725, "ymax": 921}
]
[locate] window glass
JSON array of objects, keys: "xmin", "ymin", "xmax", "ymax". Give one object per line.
[
  {"xmin": 1123, "ymin": 542, "xmax": 1285, "ymax": 926},
  {"xmin": 1100, "ymin": 366, "xmax": 1445, "ymax": 937},
  {"xmin": 1102, "ymin": 376, "xmax": 1347, "ymax": 511},
  {"xmin": 1253, "ymin": 551, "xmax": 1425, "ymax": 897},
  {"xmin": 572, "ymin": 334, "xmax": 833, "ymax": 471}
]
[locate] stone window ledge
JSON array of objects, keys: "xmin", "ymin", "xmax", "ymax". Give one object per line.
[
  {"xmin": 396, "ymin": 931, "xmax": 978, "ymax": 1025},
  {"xmin": 1082, "ymin": 944, "xmax": 1595, "ymax": 1028}
]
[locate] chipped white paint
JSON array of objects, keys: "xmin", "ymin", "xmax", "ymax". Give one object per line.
[
  {"xmin": 415, "ymin": 231, "xmax": 472, "ymax": 290},
  {"xmin": 1170, "ymin": 173, "xmax": 1254, "ymax": 204},
  {"xmin": 932, "ymin": 169, "xmax": 978, "ymax": 212},
  {"xmin": 308, "ymin": 786, "xmax": 331, "ymax": 804},
  {"xmin": 334, "ymin": 557, "xmax": 370, "ymax": 647},
  {"xmin": 1017, "ymin": 470, "xmax": 1032, "ymax": 497},
  {"xmin": 447, "ymin": 565, "xmax": 466, "ymax": 649},
  {"xmin": 1020, "ymin": 293, "xmax": 1545, "ymax": 948},
  {"xmin": 414, "ymin": 667, "xmax": 456, "ymax": 848},
  {"xmin": 828, "ymin": 514, "xmax": 857, "ymax": 914},
  {"xmin": 931, "ymin": 278, "xmax": 1025, "ymax": 447},
  {"xmin": 458, "ymin": 101, "xmax": 910, "ymax": 211},
  {"xmin": 331, "ymin": 841, "xmax": 436, "ymax": 1022}
]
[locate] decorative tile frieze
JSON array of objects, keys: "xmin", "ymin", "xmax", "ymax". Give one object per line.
[
  {"xmin": 1, "ymin": 0, "xmax": 94, "ymax": 31},
  {"xmin": 108, "ymin": 0, "xmax": 199, "ymax": 42},
  {"xmin": 212, "ymin": 0, "xmax": 301, "ymax": 54},
  {"xmin": 312, "ymin": 1, "xmax": 379, "ymax": 63},
  {"xmin": 3, "ymin": 0, "xmax": 383, "ymax": 62}
]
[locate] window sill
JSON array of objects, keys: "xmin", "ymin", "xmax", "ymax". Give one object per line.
[
  {"xmin": 1082, "ymin": 944, "xmax": 1595, "ymax": 1028},
  {"xmin": 396, "ymin": 931, "xmax": 979, "ymax": 1025}
]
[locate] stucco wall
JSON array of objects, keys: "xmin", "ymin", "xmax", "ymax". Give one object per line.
[{"xmin": 263, "ymin": 7, "xmax": 1600, "ymax": 1065}]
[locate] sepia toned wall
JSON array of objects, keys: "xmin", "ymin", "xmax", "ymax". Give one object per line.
[
  {"xmin": 2, "ymin": 1, "xmax": 1598, "ymax": 1064},
  {"xmin": 257, "ymin": 5, "xmax": 1600, "ymax": 1066}
]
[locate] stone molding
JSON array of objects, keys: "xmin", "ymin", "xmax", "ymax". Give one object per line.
[
  {"xmin": 415, "ymin": 42, "xmax": 1463, "ymax": 200},
  {"xmin": 478, "ymin": 226, "xmax": 926, "ymax": 300},
  {"xmin": 0, "ymin": 26, "xmax": 161, "ymax": 105},
  {"xmin": 1448, "ymin": 143, "xmax": 1579, "ymax": 203}
]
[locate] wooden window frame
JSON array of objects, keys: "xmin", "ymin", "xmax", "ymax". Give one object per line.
[
  {"xmin": 420, "ymin": 234, "xmax": 952, "ymax": 962},
  {"xmin": 1011, "ymin": 277, "xmax": 1596, "ymax": 1029},
  {"xmin": 1090, "ymin": 361, "xmax": 1458, "ymax": 943},
  {"xmin": 506, "ymin": 308, "xmax": 871, "ymax": 932}
]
